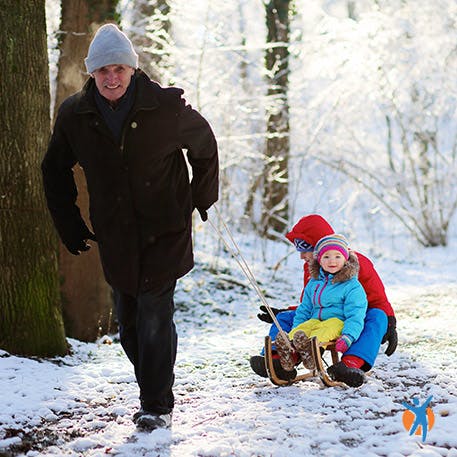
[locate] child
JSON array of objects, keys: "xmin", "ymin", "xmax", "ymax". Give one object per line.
[{"xmin": 275, "ymin": 234, "xmax": 368, "ymax": 372}]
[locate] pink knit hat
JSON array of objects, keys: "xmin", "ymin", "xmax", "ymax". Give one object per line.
[{"xmin": 314, "ymin": 234, "xmax": 349, "ymax": 263}]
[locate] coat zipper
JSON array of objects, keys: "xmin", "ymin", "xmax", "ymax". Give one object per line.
[{"xmin": 317, "ymin": 275, "xmax": 329, "ymax": 320}]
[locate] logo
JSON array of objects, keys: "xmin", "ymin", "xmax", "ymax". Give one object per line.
[{"xmin": 402, "ymin": 395, "xmax": 434, "ymax": 442}]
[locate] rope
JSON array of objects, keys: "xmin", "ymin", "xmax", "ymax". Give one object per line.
[{"xmin": 207, "ymin": 206, "xmax": 293, "ymax": 350}]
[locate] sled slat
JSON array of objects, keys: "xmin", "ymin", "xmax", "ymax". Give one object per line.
[{"xmin": 264, "ymin": 336, "xmax": 345, "ymax": 388}]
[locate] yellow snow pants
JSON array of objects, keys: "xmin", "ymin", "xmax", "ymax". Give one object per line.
[{"xmin": 289, "ymin": 318, "xmax": 344, "ymax": 346}]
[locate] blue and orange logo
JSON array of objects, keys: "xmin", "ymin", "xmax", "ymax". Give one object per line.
[{"xmin": 402, "ymin": 395, "xmax": 434, "ymax": 442}]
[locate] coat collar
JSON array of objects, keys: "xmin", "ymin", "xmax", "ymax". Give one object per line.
[
  {"xmin": 75, "ymin": 69, "xmax": 160, "ymax": 115},
  {"xmin": 309, "ymin": 251, "xmax": 360, "ymax": 283}
]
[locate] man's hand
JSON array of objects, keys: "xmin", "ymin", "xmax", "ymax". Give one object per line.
[
  {"xmin": 66, "ymin": 233, "xmax": 97, "ymax": 256},
  {"xmin": 257, "ymin": 305, "xmax": 288, "ymax": 323},
  {"xmin": 197, "ymin": 207, "xmax": 208, "ymax": 222},
  {"xmin": 382, "ymin": 315, "xmax": 398, "ymax": 356}
]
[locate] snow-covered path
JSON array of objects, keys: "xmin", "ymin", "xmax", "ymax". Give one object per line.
[{"xmin": 1, "ymin": 245, "xmax": 457, "ymax": 456}]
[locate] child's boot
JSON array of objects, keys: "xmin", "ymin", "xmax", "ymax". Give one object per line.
[
  {"xmin": 292, "ymin": 331, "xmax": 315, "ymax": 370},
  {"xmin": 274, "ymin": 332, "xmax": 297, "ymax": 371}
]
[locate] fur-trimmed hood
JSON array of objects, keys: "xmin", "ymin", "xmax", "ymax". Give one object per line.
[{"xmin": 309, "ymin": 251, "xmax": 360, "ymax": 283}]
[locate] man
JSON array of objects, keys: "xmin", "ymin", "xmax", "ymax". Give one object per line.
[
  {"xmin": 250, "ymin": 214, "xmax": 397, "ymax": 387},
  {"xmin": 42, "ymin": 24, "xmax": 219, "ymax": 430}
]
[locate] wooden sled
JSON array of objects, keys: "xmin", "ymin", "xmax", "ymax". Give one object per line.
[{"xmin": 264, "ymin": 335, "xmax": 345, "ymax": 387}]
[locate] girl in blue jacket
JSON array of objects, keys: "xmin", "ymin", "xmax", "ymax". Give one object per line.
[{"xmin": 276, "ymin": 234, "xmax": 368, "ymax": 371}]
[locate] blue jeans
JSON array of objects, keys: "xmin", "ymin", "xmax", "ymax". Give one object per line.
[{"xmin": 262, "ymin": 308, "xmax": 387, "ymax": 370}]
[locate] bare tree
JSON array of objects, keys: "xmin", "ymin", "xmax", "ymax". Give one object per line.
[
  {"xmin": 124, "ymin": 0, "xmax": 171, "ymax": 84},
  {"xmin": 295, "ymin": 0, "xmax": 457, "ymax": 246},
  {"xmin": 0, "ymin": 0, "xmax": 67, "ymax": 356},
  {"xmin": 262, "ymin": 0, "xmax": 291, "ymax": 239}
]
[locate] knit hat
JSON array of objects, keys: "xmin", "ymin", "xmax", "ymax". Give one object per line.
[
  {"xmin": 293, "ymin": 238, "xmax": 314, "ymax": 252},
  {"xmin": 85, "ymin": 24, "xmax": 138, "ymax": 73},
  {"xmin": 314, "ymin": 234, "xmax": 349, "ymax": 263}
]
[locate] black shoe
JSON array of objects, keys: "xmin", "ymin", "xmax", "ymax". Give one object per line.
[
  {"xmin": 133, "ymin": 409, "xmax": 172, "ymax": 431},
  {"xmin": 249, "ymin": 355, "xmax": 297, "ymax": 381},
  {"xmin": 250, "ymin": 355, "xmax": 268, "ymax": 377},
  {"xmin": 327, "ymin": 362, "xmax": 365, "ymax": 387},
  {"xmin": 273, "ymin": 359, "xmax": 297, "ymax": 381}
]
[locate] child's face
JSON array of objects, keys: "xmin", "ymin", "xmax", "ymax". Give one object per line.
[{"xmin": 319, "ymin": 249, "xmax": 346, "ymax": 274}]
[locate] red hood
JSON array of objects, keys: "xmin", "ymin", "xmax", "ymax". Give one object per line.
[{"xmin": 285, "ymin": 214, "xmax": 334, "ymax": 247}]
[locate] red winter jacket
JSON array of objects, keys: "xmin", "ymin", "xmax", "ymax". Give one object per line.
[{"xmin": 286, "ymin": 215, "xmax": 395, "ymax": 317}]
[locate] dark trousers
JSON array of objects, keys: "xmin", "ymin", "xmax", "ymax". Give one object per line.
[{"xmin": 114, "ymin": 280, "xmax": 177, "ymax": 414}]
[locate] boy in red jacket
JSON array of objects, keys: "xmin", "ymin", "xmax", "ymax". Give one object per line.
[{"xmin": 250, "ymin": 214, "xmax": 397, "ymax": 387}]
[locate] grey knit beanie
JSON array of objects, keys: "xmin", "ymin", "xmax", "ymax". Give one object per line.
[{"xmin": 84, "ymin": 24, "xmax": 138, "ymax": 73}]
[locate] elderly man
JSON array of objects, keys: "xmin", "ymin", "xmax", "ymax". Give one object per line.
[{"xmin": 42, "ymin": 24, "xmax": 219, "ymax": 431}]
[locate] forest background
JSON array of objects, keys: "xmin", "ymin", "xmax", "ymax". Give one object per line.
[
  {"xmin": 1, "ymin": 0, "xmax": 456, "ymax": 356},
  {"xmin": 1, "ymin": 1, "xmax": 457, "ymax": 454},
  {"xmin": 48, "ymin": 0, "xmax": 457, "ymax": 250}
]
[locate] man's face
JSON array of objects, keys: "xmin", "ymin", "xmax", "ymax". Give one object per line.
[
  {"xmin": 91, "ymin": 64, "xmax": 135, "ymax": 102},
  {"xmin": 300, "ymin": 251, "xmax": 314, "ymax": 264}
]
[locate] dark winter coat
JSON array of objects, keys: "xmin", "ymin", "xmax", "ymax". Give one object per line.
[
  {"xmin": 293, "ymin": 252, "xmax": 368, "ymax": 342},
  {"xmin": 42, "ymin": 70, "xmax": 219, "ymax": 295}
]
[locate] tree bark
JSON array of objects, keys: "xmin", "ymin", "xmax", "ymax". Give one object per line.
[
  {"xmin": 54, "ymin": 0, "xmax": 119, "ymax": 342},
  {"xmin": 0, "ymin": 0, "xmax": 67, "ymax": 356},
  {"xmin": 262, "ymin": 0, "xmax": 290, "ymax": 238}
]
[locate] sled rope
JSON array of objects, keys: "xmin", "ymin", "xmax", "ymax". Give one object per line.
[{"xmin": 208, "ymin": 206, "xmax": 293, "ymax": 349}]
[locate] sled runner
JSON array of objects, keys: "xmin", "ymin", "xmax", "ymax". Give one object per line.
[{"xmin": 264, "ymin": 335, "xmax": 344, "ymax": 387}]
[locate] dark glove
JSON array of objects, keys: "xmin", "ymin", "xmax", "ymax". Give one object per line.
[
  {"xmin": 66, "ymin": 232, "xmax": 97, "ymax": 256},
  {"xmin": 197, "ymin": 207, "xmax": 208, "ymax": 222},
  {"xmin": 381, "ymin": 315, "xmax": 398, "ymax": 356},
  {"xmin": 257, "ymin": 305, "xmax": 288, "ymax": 323}
]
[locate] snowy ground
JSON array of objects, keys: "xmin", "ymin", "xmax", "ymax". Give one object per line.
[{"xmin": 1, "ymin": 228, "xmax": 457, "ymax": 457}]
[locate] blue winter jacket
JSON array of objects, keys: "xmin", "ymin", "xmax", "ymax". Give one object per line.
[{"xmin": 292, "ymin": 252, "xmax": 368, "ymax": 342}]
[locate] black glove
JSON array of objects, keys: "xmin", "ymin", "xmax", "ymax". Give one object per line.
[
  {"xmin": 257, "ymin": 305, "xmax": 288, "ymax": 323},
  {"xmin": 381, "ymin": 315, "xmax": 398, "ymax": 356},
  {"xmin": 197, "ymin": 207, "xmax": 208, "ymax": 222},
  {"xmin": 66, "ymin": 232, "xmax": 97, "ymax": 256}
]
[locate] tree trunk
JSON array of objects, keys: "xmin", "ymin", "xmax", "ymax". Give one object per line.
[
  {"xmin": 54, "ymin": 0, "xmax": 119, "ymax": 342},
  {"xmin": 262, "ymin": 0, "xmax": 290, "ymax": 238},
  {"xmin": 0, "ymin": 0, "xmax": 67, "ymax": 356}
]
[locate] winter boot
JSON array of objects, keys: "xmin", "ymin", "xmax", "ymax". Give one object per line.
[
  {"xmin": 274, "ymin": 332, "xmax": 297, "ymax": 372},
  {"xmin": 249, "ymin": 355, "xmax": 268, "ymax": 377},
  {"xmin": 133, "ymin": 409, "xmax": 172, "ymax": 431},
  {"xmin": 249, "ymin": 355, "xmax": 297, "ymax": 380},
  {"xmin": 327, "ymin": 361, "xmax": 365, "ymax": 387},
  {"xmin": 292, "ymin": 331, "xmax": 315, "ymax": 370}
]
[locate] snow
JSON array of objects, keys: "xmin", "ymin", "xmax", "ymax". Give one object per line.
[
  {"xmin": 16, "ymin": 3, "xmax": 457, "ymax": 453},
  {"xmin": 1, "ymin": 226, "xmax": 457, "ymax": 456}
]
